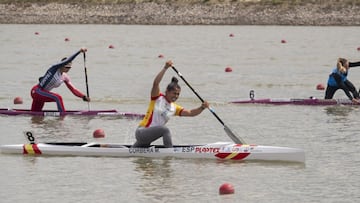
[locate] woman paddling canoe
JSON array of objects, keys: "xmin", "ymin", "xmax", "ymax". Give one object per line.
[
  {"xmin": 132, "ymin": 60, "xmax": 209, "ymax": 148},
  {"xmin": 30, "ymin": 48, "xmax": 90, "ymax": 112},
  {"xmin": 325, "ymin": 58, "xmax": 360, "ymax": 103}
]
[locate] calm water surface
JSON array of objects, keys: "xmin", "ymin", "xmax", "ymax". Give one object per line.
[{"xmin": 1, "ymin": 25, "xmax": 360, "ymax": 202}]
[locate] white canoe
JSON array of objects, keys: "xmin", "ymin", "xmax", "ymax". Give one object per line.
[
  {"xmin": 230, "ymin": 90, "xmax": 357, "ymax": 106},
  {"xmin": 0, "ymin": 108, "xmax": 144, "ymax": 119},
  {"xmin": 229, "ymin": 98, "xmax": 356, "ymax": 106},
  {"xmin": 0, "ymin": 142, "xmax": 305, "ymax": 163}
]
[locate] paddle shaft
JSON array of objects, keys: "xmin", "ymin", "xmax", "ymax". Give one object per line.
[
  {"xmin": 83, "ymin": 52, "xmax": 90, "ymax": 110},
  {"xmin": 171, "ymin": 66, "xmax": 245, "ymax": 144}
]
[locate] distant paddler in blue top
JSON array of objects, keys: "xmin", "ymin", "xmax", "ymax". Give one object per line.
[
  {"xmin": 30, "ymin": 48, "xmax": 90, "ymax": 112},
  {"xmin": 325, "ymin": 58, "xmax": 360, "ymax": 103}
]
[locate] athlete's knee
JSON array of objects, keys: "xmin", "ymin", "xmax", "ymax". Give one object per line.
[
  {"xmin": 161, "ymin": 126, "xmax": 170, "ymax": 134},
  {"xmin": 56, "ymin": 95, "xmax": 63, "ymax": 101}
]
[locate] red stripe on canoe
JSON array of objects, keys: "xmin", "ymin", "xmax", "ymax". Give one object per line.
[
  {"xmin": 32, "ymin": 144, "xmax": 42, "ymax": 154},
  {"xmin": 215, "ymin": 152, "xmax": 250, "ymax": 160}
]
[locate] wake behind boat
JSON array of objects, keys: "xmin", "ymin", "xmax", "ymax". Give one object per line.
[
  {"xmin": 0, "ymin": 141, "xmax": 305, "ymax": 163},
  {"xmin": 0, "ymin": 108, "xmax": 145, "ymax": 119}
]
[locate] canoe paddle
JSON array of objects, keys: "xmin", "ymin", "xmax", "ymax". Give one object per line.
[
  {"xmin": 171, "ymin": 66, "xmax": 245, "ymax": 144},
  {"xmin": 83, "ymin": 52, "xmax": 90, "ymax": 110}
]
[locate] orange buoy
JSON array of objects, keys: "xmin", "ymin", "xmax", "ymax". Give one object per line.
[
  {"xmin": 225, "ymin": 67, "xmax": 233, "ymax": 72},
  {"xmin": 219, "ymin": 183, "xmax": 235, "ymax": 195},
  {"xmin": 281, "ymin": 39, "xmax": 287, "ymax": 43},
  {"xmin": 316, "ymin": 83, "xmax": 325, "ymax": 90},
  {"xmin": 108, "ymin": 45, "xmax": 115, "ymax": 49},
  {"xmin": 93, "ymin": 129, "xmax": 105, "ymax": 138},
  {"xmin": 13, "ymin": 97, "xmax": 23, "ymax": 104}
]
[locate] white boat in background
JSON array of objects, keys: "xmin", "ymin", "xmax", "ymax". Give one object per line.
[
  {"xmin": 0, "ymin": 108, "xmax": 144, "ymax": 119},
  {"xmin": 0, "ymin": 141, "xmax": 305, "ymax": 163},
  {"xmin": 230, "ymin": 90, "xmax": 356, "ymax": 106},
  {"xmin": 230, "ymin": 97, "xmax": 356, "ymax": 106}
]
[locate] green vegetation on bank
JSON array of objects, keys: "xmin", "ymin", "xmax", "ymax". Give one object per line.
[{"xmin": 1, "ymin": 0, "xmax": 360, "ymax": 5}]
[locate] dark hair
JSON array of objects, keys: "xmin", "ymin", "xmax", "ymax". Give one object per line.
[
  {"xmin": 338, "ymin": 58, "xmax": 348, "ymax": 66},
  {"xmin": 166, "ymin": 77, "xmax": 181, "ymax": 91},
  {"xmin": 61, "ymin": 57, "xmax": 72, "ymax": 68}
]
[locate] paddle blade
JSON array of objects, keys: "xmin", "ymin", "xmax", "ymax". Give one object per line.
[{"xmin": 224, "ymin": 125, "xmax": 245, "ymax": 144}]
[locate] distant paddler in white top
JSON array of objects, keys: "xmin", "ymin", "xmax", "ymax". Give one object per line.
[
  {"xmin": 325, "ymin": 57, "xmax": 360, "ymax": 103},
  {"xmin": 132, "ymin": 60, "xmax": 210, "ymax": 148},
  {"xmin": 30, "ymin": 48, "xmax": 90, "ymax": 112}
]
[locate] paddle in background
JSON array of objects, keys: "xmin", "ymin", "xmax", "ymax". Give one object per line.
[
  {"xmin": 171, "ymin": 66, "xmax": 245, "ymax": 144},
  {"xmin": 83, "ymin": 52, "xmax": 90, "ymax": 110}
]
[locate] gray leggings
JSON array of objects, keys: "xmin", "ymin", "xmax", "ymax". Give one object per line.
[{"xmin": 132, "ymin": 126, "xmax": 173, "ymax": 148}]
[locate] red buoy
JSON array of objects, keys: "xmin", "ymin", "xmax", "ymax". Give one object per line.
[
  {"xmin": 357, "ymin": 47, "xmax": 360, "ymax": 51},
  {"xmin": 158, "ymin": 54, "xmax": 164, "ymax": 58},
  {"xmin": 225, "ymin": 67, "xmax": 233, "ymax": 72},
  {"xmin": 229, "ymin": 33, "xmax": 234, "ymax": 37},
  {"xmin": 108, "ymin": 45, "xmax": 114, "ymax": 49},
  {"xmin": 281, "ymin": 39, "xmax": 287, "ymax": 43},
  {"xmin": 64, "ymin": 38, "xmax": 70, "ymax": 42},
  {"xmin": 316, "ymin": 83, "xmax": 325, "ymax": 90},
  {"xmin": 219, "ymin": 183, "xmax": 235, "ymax": 195},
  {"xmin": 13, "ymin": 97, "xmax": 23, "ymax": 104},
  {"xmin": 34, "ymin": 32, "xmax": 39, "ymax": 35},
  {"xmin": 93, "ymin": 129, "xmax": 105, "ymax": 138}
]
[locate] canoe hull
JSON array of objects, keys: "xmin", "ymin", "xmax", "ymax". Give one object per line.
[
  {"xmin": 0, "ymin": 108, "xmax": 144, "ymax": 119},
  {"xmin": 230, "ymin": 98, "xmax": 356, "ymax": 106},
  {"xmin": 0, "ymin": 142, "xmax": 305, "ymax": 163}
]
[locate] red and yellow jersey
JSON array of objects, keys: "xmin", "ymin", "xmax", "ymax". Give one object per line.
[{"xmin": 139, "ymin": 93, "xmax": 183, "ymax": 127}]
